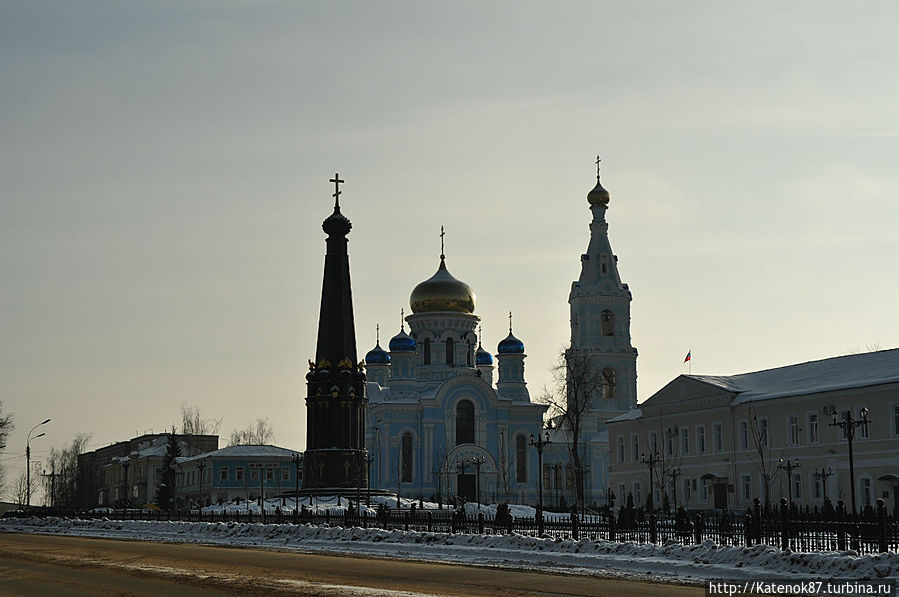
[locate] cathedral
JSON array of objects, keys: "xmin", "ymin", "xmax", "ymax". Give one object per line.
[{"xmin": 362, "ymin": 162, "xmax": 638, "ymax": 508}]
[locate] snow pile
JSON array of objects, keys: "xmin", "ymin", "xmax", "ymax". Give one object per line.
[{"xmin": 3, "ymin": 516, "xmax": 897, "ymax": 584}]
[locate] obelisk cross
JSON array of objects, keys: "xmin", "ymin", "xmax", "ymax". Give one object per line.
[{"xmin": 330, "ymin": 173, "xmax": 344, "ymax": 208}]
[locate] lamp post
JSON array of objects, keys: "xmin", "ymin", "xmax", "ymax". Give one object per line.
[
  {"xmin": 196, "ymin": 459, "xmax": 208, "ymax": 509},
  {"xmin": 641, "ymin": 452, "xmax": 658, "ymax": 513},
  {"xmin": 291, "ymin": 453, "xmax": 301, "ymax": 521},
  {"xmin": 530, "ymin": 431, "xmax": 552, "ymax": 535},
  {"xmin": 470, "ymin": 456, "xmax": 485, "ymax": 511},
  {"xmin": 830, "ymin": 408, "xmax": 869, "ymax": 515},
  {"xmin": 121, "ymin": 458, "xmax": 131, "ymax": 508},
  {"xmin": 26, "ymin": 418, "xmax": 51, "ymax": 509},
  {"xmin": 777, "ymin": 458, "xmax": 800, "ymax": 506},
  {"xmin": 815, "ymin": 467, "xmax": 833, "ymax": 501},
  {"xmin": 365, "ymin": 453, "xmax": 374, "ymax": 507}
]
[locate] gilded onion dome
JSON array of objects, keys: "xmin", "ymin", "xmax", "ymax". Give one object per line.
[{"xmin": 409, "ymin": 256, "xmax": 476, "ymax": 314}]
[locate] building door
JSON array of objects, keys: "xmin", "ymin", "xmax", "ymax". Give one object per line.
[
  {"xmin": 714, "ymin": 483, "xmax": 728, "ymax": 510},
  {"xmin": 457, "ymin": 474, "xmax": 475, "ymax": 502}
]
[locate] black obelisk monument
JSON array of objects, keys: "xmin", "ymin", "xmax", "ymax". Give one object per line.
[{"xmin": 304, "ymin": 174, "xmax": 368, "ymax": 491}]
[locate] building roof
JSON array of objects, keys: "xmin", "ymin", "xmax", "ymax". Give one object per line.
[
  {"xmin": 689, "ymin": 348, "xmax": 899, "ymax": 404},
  {"xmin": 179, "ymin": 445, "xmax": 299, "ymax": 463}
]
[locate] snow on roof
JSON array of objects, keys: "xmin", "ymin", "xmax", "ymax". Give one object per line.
[
  {"xmin": 689, "ymin": 348, "xmax": 899, "ymax": 404},
  {"xmin": 180, "ymin": 445, "xmax": 299, "ymax": 463},
  {"xmin": 606, "ymin": 408, "xmax": 642, "ymax": 424}
]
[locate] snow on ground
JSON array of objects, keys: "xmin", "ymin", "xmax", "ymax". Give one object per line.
[{"xmin": 3, "ymin": 515, "xmax": 897, "ymax": 585}]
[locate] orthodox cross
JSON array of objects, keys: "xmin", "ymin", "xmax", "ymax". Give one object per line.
[
  {"xmin": 440, "ymin": 225, "xmax": 445, "ymax": 259},
  {"xmin": 400, "ymin": 308, "xmax": 404, "ymax": 331},
  {"xmin": 376, "ymin": 324, "xmax": 380, "ymax": 345},
  {"xmin": 595, "ymin": 155, "xmax": 602, "ymax": 177},
  {"xmin": 508, "ymin": 311, "xmax": 513, "ymax": 333},
  {"xmin": 329, "ymin": 173, "xmax": 344, "ymax": 208}
]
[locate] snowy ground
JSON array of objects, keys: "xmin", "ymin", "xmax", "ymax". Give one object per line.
[{"xmin": 3, "ymin": 512, "xmax": 897, "ymax": 586}]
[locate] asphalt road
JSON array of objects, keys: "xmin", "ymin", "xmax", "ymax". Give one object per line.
[{"xmin": 0, "ymin": 532, "xmax": 704, "ymax": 597}]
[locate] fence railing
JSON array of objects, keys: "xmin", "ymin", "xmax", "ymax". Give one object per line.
[{"xmin": 7, "ymin": 497, "xmax": 896, "ymax": 554}]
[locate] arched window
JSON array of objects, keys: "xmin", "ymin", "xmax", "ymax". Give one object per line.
[
  {"xmin": 516, "ymin": 434, "xmax": 527, "ymax": 483},
  {"xmin": 401, "ymin": 433, "xmax": 413, "ymax": 483},
  {"xmin": 466, "ymin": 341, "xmax": 471, "ymax": 367},
  {"xmin": 456, "ymin": 399, "xmax": 474, "ymax": 445},
  {"xmin": 602, "ymin": 367, "xmax": 617, "ymax": 399},
  {"xmin": 423, "ymin": 338, "xmax": 431, "ymax": 365},
  {"xmin": 446, "ymin": 338, "xmax": 454, "ymax": 365},
  {"xmin": 601, "ymin": 310, "xmax": 614, "ymax": 336}
]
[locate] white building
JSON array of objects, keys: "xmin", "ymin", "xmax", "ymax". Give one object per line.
[{"xmin": 608, "ymin": 349, "xmax": 899, "ymax": 515}]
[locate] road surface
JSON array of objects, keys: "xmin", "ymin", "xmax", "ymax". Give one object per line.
[{"xmin": 0, "ymin": 532, "xmax": 704, "ymax": 596}]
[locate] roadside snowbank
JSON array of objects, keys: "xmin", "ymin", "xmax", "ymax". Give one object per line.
[{"xmin": 2, "ymin": 516, "xmax": 896, "ymax": 584}]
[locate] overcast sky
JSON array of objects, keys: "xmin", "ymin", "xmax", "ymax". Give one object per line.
[{"xmin": 2, "ymin": 1, "xmax": 897, "ymax": 492}]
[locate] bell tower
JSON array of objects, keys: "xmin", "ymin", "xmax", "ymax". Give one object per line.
[
  {"xmin": 304, "ymin": 174, "xmax": 368, "ymax": 490},
  {"xmin": 568, "ymin": 158, "xmax": 637, "ymax": 424}
]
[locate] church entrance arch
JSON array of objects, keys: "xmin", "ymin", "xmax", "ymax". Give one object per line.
[{"xmin": 445, "ymin": 445, "xmax": 496, "ymax": 504}]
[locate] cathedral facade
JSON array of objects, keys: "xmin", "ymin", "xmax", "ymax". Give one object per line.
[
  {"xmin": 363, "ymin": 249, "xmax": 547, "ymax": 505},
  {"xmin": 362, "ymin": 165, "xmax": 637, "ymax": 509}
]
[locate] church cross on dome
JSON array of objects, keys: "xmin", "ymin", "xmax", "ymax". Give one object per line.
[
  {"xmin": 329, "ymin": 173, "xmax": 344, "ymax": 208},
  {"xmin": 400, "ymin": 309, "xmax": 405, "ymax": 331},
  {"xmin": 440, "ymin": 226, "xmax": 445, "ymax": 260},
  {"xmin": 508, "ymin": 311, "xmax": 513, "ymax": 334},
  {"xmin": 595, "ymin": 155, "xmax": 601, "ymax": 178},
  {"xmin": 376, "ymin": 324, "xmax": 380, "ymax": 345}
]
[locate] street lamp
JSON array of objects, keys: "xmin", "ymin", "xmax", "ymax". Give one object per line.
[
  {"xmin": 830, "ymin": 407, "xmax": 869, "ymax": 515},
  {"xmin": 470, "ymin": 456, "xmax": 485, "ymax": 511},
  {"xmin": 641, "ymin": 452, "xmax": 658, "ymax": 513},
  {"xmin": 815, "ymin": 467, "xmax": 833, "ymax": 501},
  {"xmin": 291, "ymin": 453, "xmax": 302, "ymax": 521},
  {"xmin": 777, "ymin": 458, "xmax": 800, "ymax": 506},
  {"xmin": 530, "ymin": 431, "xmax": 552, "ymax": 535},
  {"xmin": 26, "ymin": 418, "xmax": 51, "ymax": 509}
]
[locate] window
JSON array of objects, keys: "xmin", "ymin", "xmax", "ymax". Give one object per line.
[
  {"xmin": 649, "ymin": 431, "xmax": 658, "ymax": 455},
  {"xmin": 858, "ymin": 407, "xmax": 870, "ymax": 439},
  {"xmin": 446, "ymin": 338, "xmax": 454, "ymax": 365},
  {"xmin": 282, "ymin": 467, "xmax": 289, "ymax": 481},
  {"xmin": 251, "ymin": 469, "xmax": 259, "ymax": 482},
  {"xmin": 236, "ymin": 467, "xmax": 244, "ymax": 481},
  {"xmin": 601, "ymin": 367, "xmax": 617, "ymax": 399},
  {"xmin": 220, "ymin": 467, "xmax": 229, "ymax": 482},
  {"xmin": 466, "ymin": 341, "xmax": 471, "ymax": 367},
  {"xmin": 813, "ymin": 474, "xmax": 821, "ymax": 500},
  {"xmin": 633, "ymin": 482, "xmax": 642, "ymax": 505},
  {"xmin": 789, "ymin": 415, "xmax": 800, "ymax": 446},
  {"xmin": 713, "ymin": 423, "xmax": 723, "ymax": 453},
  {"xmin": 455, "ymin": 400, "xmax": 475, "ymax": 445},
  {"xmin": 758, "ymin": 417, "xmax": 769, "ymax": 447},
  {"xmin": 515, "ymin": 434, "xmax": 527, "ymax": 483},
  {"xmin": 666, "ymin": 427, "xmax": 674, "ymax": 456},
  {"xmin": 680, "ymin": 428, "xmax": 690, "ymax": 455},
  {"xmin": 401, "ymin": 433, "xmax": 413, "ymax": 482},
  {"xmin": 697, "ymin": 425, "xmax": 706, "ymax": 454},
  {"xmin": 860, "ymin": 478, "xmax": 872, "ymax": 507},
  {"xmin": 792, "ymin": 473, "xmax": 802, "ymax": 500},
  {"xmin": 683, "ymin": 478, "xmax": 691, "ymax": 503},
  {"xmin": 630, "ymin": 434, "xmax": 639, "ymax": 462},
  {"xmin": 700, "ymin": 479, "xmax": 709, "ymax": 503},
  {"xmin": 808, "ymin": 413, "xmax": 819, "ymax": 444},
  {"xmin": 601, "ymin": 310, "xmax": 614, "ymax": 336},
  {"xmin": 423, "ymin": 338, "xmax": 431, "ymax": 365},
  {"xmin": 617, "ymin": 436, "xmax": 625, "ymax": 463},
  {"xmin": 265, "ymin": 468, "xmax": 274, "ymax": 482},
  {"xmin": 741, "ymin": 474, "xmax": 752, "ymax": 501},
  {"xmin": 892, "ymin": 405, "xmax": 899, "ymax": 437},
  {"xmin": 618, "ymin": 484, "xmax": 626, "ymax": 504}
]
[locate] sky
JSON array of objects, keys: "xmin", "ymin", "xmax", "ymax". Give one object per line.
[{"xmin": 2, "ymin": 1, "xmax": 898, "ymax": 497}]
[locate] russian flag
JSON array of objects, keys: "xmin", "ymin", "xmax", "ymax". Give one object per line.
[{"xmin": 684, "ymin": 350, "xmax": 691, "ymax": 363}]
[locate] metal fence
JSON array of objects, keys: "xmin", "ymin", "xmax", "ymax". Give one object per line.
[{"xmin": 7, "ymin": 497, "xmax": 897, "ymax": 554}]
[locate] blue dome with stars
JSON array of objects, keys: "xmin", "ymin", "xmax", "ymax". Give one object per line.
[
  {"xmin": 365, "ymin": 343, "xmax": 390, "ymax": 365},
  {"xmin": 476, "ymin": 343, "xmax": 493, "ymax": 366},
  {"xmin": 389, "ymin": 329, "xmax": 416, "ymax": 352},
  {"xmin": 497, "ymin": 332, "xmax": 525, "ymax": 354}
]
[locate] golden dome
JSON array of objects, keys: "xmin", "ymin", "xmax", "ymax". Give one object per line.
[
  {"xmin": 410, "ymin": 257, "xmax": 476, "ymax": 314},
  {"xmin": 587, "ymin": 176, "xmax": 610, "ymax": 207}
]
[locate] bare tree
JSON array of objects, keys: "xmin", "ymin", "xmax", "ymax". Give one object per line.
[
  {"xmin": 646, "ymin": 415, "xmax": 684, "ymax": 512},
  {"xmin": 44, "ymin": 434, "xmax": 91, "ymax": 510},
  {"xmin": 180, "ymin": 403, "xmax": 222, "ymax": 436},
  {"xmin": 496, "ymin": 430, "xmax": 511, "ymax": 503},
  {"xmin": 743, "ymin": 402, "xmax": 785, "ymax": 508},
  {"xmin": 540, "ymin": 350, "xmax": 604, "ymax": 513},
  {"xmin": 12, "ymin": 463, "xmax": 41, "ymax": 507},
  {"xmin": 0, "ymin": 401, "xmax": 12, "ymax": 499},
  {"xmin": 229, "ymin": 418, "xmax": 275, "ymax": 446}
]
